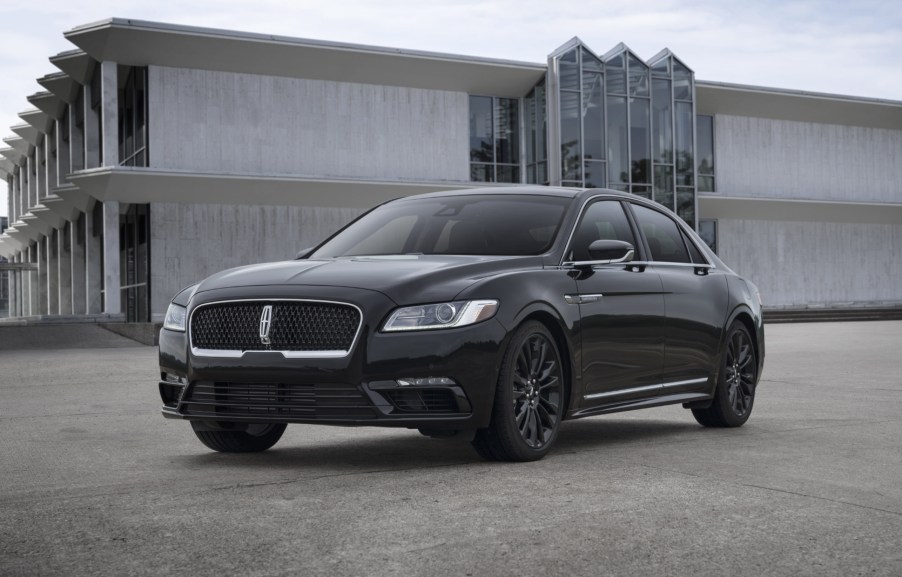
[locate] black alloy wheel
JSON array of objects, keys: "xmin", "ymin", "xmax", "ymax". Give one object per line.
[
  {"xmin": 191, "ymin": 422, "xmax": 287, "ymax": 452},
  {"xmin": 473, "ymin": 321, "xmax": 564, "ymax": 461},
  {"xmin": 692, "ymin": 321, "xmax": 758, "ymax": 427}
]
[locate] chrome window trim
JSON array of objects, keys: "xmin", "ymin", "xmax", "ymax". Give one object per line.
[
  {"xmin": 583, "ymin": 377, "xmax": 708, "ymax": 400},
  {"xmin": 559, "ymin": 193, "xmax": 635, "ymax": 266},
  {"xmin": 189, "ymin": 298, "xmax": 364, "ymax": 359}
]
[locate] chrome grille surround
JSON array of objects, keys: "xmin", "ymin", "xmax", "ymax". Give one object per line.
[{"xmin": 189, "ymin": 299, "xmax": 363, "ymax": 358}]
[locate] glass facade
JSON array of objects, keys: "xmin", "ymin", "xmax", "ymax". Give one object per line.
[
  {"xmin": 469, "ymin": 95, "xmax": 520, "ymax": 183},
  {"xmin": 467, "ymin": 40, "xmax": 702, "ymax": 229},
  {"xmin": 119, "ymin": 66, "xmax": 149, "ymax": 167}
]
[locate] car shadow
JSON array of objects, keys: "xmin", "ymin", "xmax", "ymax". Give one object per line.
[{"xmin": 175, "ymin": 416, "xmax": 700, "ymax": 471}]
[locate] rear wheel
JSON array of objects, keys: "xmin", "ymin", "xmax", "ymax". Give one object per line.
[
  {"xmin": 472, "ymin": 321, "xmax": 564, "ymax": 462},
  {"xmin": 191, "ymin": 422, "xmax": 287, "ymax": 453},
  {"xmin": 692, "ymin": 321, "xmax": 758, "ymax": 427}
]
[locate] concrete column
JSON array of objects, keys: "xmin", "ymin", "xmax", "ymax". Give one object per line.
[
  {"xmin": 102, "ymin": 200, "xmax": 120, "ymax": 314},
  {"xmin": 26, "ymin": 154, "xmax": 34, "ymax": 210},
  {"xmin": 37, "ymin": 237, "xmax": 47, "ymax": 314},
  {"xmin": 71, "ymin": 212, "xmax": 86, "ymax": 315},
  {"xmin": 100, "ymin": 61, "xmax": 119, "ymax": 167},
  {"xmin": 58, "ymin": 222, "xmax": 72, "ymax": 314},
  {"xmin": 85, "ymin": 204, "xmax": 102, "ymax": 314},
  {"xmin": 84, "ymin": 80, "xmax": 100, "ymax": 169},
  {"xmin": 55, "ymin": 119, "xmax": 68, "ymax": 186},
  {"xmin": 47, "ymin": 232, "xmax": 58, "ymax": 314},
  {"xmin": 69, "ymin": 102, "xmax": 84, "ymax": 173},
  {"xmin": 27, "ymin": 245, "xmax": 37, "ymax": 316},
  {"xmin": 37, "ymin": 140, "xmax": 46, "ymax": 201},
  {"xmin": 47, "ymin": 126, "xmax": 58, "ymax": 192},
  {"xmin": 8, "ymin": 255, "xmax": 16, "ymax": 318}
]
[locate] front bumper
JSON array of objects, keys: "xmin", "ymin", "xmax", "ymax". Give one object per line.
[{"xmin": 159, "ymin": 287, "xmax": 509, "ymax": 430}]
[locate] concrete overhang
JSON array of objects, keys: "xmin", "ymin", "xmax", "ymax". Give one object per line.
[
  {"xmin": 697, "ymin": 81, "xmax": 902, "ymax": 130},
  {"xmin": 19, "ymin": 213, "xmax": 49, "ymax": 239},
  {"xmin": 19, "ymin": 109, "xmax": 53, "ymax": 135},
  {"xmin": 64, "ymin": 18, "xmax": 547, "ymax": 97},
  {"xmin": 10, "ymin": 123, "xmax": 40, "ymax": 147},
  {"xmin": 698, "ymin": 195, "xmax": 902, "ymax": 225},
  {"xmin": 50, "ymin": 49, "xmax": 95, "ymax": 85},
  {"xmin": 1, "ymin": 147, "xmax": 24, "ymax": 165},
  {"xmin": 67, "ymin": 166, "xmax": 495, "ymax": 209},
  {"xmin": 3, "ymin": 136, "xmax": 31, "ymax": 156},
  {"xmin": 0, "ymin": 157, "xmax": 13, "ymax": 175},
  {"xmin": 54, "ymin": 182, "xmax": 95, "ymax": 212},
  {"xmin": 31, "ymin": 205, "xmax": 65, "ymax": 230},
  {"xmin": 37, "ymin": 72, "xmax": 81, "ymax": 104},
  {"xmin": 0, "ymin": 235, "xmax": 21, "ymax": 258},
  {"xmin": 43, "ymin": 190, "xmax": 83, "ymax": 221},
  {"xmin": 27, "ymin": 91, "xmax": 65, "ymax": 120}
]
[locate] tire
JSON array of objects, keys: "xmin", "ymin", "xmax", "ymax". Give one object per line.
[
  {"xmin": 472, "ymin": 321, "xmax": 565, "ymax": 462},
  {"xmin": 191, "ymin": 422, "xmax": 287, "ymax": 453},
  {"xmin": 692, "ymin": 321, "xmax": 758, "ymax": 427}
]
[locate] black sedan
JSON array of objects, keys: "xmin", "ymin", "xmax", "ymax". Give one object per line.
[{"xmin": 158, "ymin": 187, "xmax": 764, "ymax": 461}]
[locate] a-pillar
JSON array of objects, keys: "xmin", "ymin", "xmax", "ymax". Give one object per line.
[
  {"xmin": 85, "ymin": 204, "xmax": 103, "ymax": 315},
  {"xmin": 71, "ymin": 212, "xmax": 86, "ymax": 315},
  {"xmin": 58, "ymin": 222, "xmax": 72, "ymax": 314}
]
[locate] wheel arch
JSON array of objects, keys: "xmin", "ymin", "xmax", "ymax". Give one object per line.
[
  {"xmin": 725, "ymin": 306, "xmax": 762, "ymax": 373},
  {"xmin": 516, "ymin": 307, "xmax": 576, "ymax": 420}
]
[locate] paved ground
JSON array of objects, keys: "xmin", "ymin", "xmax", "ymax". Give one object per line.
[{"xmin": 1, "ymin": 321, "xmax": 900, "ymax": 577}]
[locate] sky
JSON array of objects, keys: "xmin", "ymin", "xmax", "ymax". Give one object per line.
[{"xmin": 2, "ymin": 0, "xmax": 901, "ymax": 218}]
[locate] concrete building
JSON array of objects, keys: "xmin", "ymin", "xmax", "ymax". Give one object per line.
[{"xmin": 1, "ymin": 18, "xmax": 900, "ymax": 323}]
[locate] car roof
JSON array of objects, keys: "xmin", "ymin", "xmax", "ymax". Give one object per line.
[{"xmin": 395, "ymin": 186, "xmax": 636, "ymax": 202}]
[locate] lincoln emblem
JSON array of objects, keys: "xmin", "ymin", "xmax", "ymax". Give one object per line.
[{"xmin": 259, "ymin": 305, "xmax": 273, "ymax": 345}]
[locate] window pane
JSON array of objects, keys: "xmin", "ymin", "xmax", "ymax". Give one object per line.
[
  {"xmin": 630, "ymin": 97, "xmax": 650, "ymax": 184},
  {"xmin": 495, "ymin": 98, "xmax": 519, "ymax": 165},
  {"xmin": 630, "ymin": 203, "xmax": 691, "ymax": 263},
  {"xmin": 560, "ymin": 91, "xmax": 582, "ymax": 181},
  {"xmin": 525, "ymin": 91, "xmax": 536, "ymax": 167},
  {"xmin": 682, "ymin": 229, "xmax": 706, "ymax": 264},
  {"xmin": 583, "ymin": 72, "xmax": 604, "ymax": 160},
  {"xmin": 698, "ymin": 175, "xmax": 715, "ymax": 193},
  {"xmin": 584, "ymin": 160, "xmax": 606, "ymax": 188},
  {"xmin": 628, "ymin": 53, "xmax": 649, "ymax": 97},
  {"xmin": 651, "ymin": 56, "xmax": 670, "ymax": 77},
  {"xmin": 654, "ymin": 165, "xmax": 674, "ymax": 211},
  {"xmin": 631, "ymin": 185, "xmax": 651, "ymax": 199},
  {"xmin": 696, "ymin": 114, "xmax": 714, "ymax": 175},
  {"xmin": 606, "ymin": 51, "xmax": 626, "ymax": 95},
  {"xmin": 607, "ymin": 95, "xmax": 628, "ymax": 185},
  {"xmin": 469, "ymin": 96, "xmax": 493, "ymax": 162},
  {"xmin": 569, "ymin": 200, "xmax": 636, "ymax": 261},
  {"xmin": 677, "ymin": 188, "xmax": 695, "ymax": 228},
  {"xmin": 675, "ymin": 101, "xmax": 694, "ymax": 186},
  {"xmin": 497, "ymin": 164, "xmax": 520, "ymax": 184},
  {"xmin": 537, "ymin": 162, "xmax": 548, "ymax": 184},
  {"xmin": 536, "ymin": 82, "xmax": 547, "ymax": 162},
  {"xmin": 470, "ymin": 163, "xmax": 493, "ymax": 182},
  {"xmin": 698, "ymin": 219, "xmax": 717, "ymax": 253},
  {"xmin": 581, "ymin": 47, "xmax": 604, "ymax": 74},
  {"xmin": 652, "ymin": 78, "xmax": 673, "ymax": 164},
  {"xmin": 674, "ymin": 61, "xmax": 692, "ymax": 100},
  {"xmin": 559, "ymin": 48, "xmax": 579, "ymax": 91}
]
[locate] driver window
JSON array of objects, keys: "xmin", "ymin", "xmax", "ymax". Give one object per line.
[{"xmin": 568, "ymin": 201, "xmax": 636, "ymax": 261}]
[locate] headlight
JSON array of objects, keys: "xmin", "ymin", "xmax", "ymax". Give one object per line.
[
  {"xmin": 163, "ymin": 303, "xmax": 187, "ymax": 332},
  {"xmin": 382, "ymin": 300, "xmax": 499, "ymax": 332}
]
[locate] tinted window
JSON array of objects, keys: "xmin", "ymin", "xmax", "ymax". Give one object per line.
[
  {"xmin": 568, "ymin": 201, "xmax": 635, "ymax": 261},
  {"xmin": 630, "ymin": 204, "xmax": 691, "ymax": 263},
  {"xmin": 311, "ymin": 195, "xmax": 570, "ymax": 258}
]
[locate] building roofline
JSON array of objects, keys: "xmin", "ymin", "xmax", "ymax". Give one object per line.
[{"xmin": 697, "ymin": 79, "xmax": 902, "ymax": 108}]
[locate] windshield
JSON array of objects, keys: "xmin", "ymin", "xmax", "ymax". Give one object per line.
[{"xmin": 310, "ymin": 194, "xmax": 570, "ymax": 258}]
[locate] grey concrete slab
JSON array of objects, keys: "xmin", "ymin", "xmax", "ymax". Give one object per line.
[{"xmin": 1, "ymin": 322, "xmax": 900, "ymax": 576}]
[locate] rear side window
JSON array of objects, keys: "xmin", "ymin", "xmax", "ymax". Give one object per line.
[
  {"xmin": 568, "ymin": 201, "xmax": 636, "ymax": 261},
  {"xmin": 630, "ymin": 204, "xmax": 691, "ymax": 263}
]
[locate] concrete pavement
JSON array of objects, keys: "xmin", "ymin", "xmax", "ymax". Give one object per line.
[{"xmin": 1, "ymin": 322, "xmax": 900, "ymax": 576}]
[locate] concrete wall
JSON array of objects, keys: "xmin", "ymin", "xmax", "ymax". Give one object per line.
[
  {"xmin": 715, "ymin": 115, "xmax": 902, "ymax": 203},
  {"xmin": 148, "ymin": 66, "xmax": 470, "ymax": 182},
  {"xmin": 149, "ymin": 202, "xmax": 364, "ymax": 318},
  {"xmin": 718, "ymin": 219, "xmax": 902, "ymax": 307}
]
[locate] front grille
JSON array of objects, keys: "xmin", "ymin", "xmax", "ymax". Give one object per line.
[
  {"xmin": 180, "ymin": 381, "xmax": 376, "ymax": 419},
  {"xmin": 191, "ymin": 300, "xmax": 361, "ymax": 354},
  {"xmin": 384, "ymin": 389, "xmax": 458, "ymax": 413}
]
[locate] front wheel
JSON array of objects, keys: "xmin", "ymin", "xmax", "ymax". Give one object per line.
[
  {"xmin": 472, "ymin": 321, "xmax": 564, "ymax": 462},
  {"xmin": 191, "ymin": 422, "xmax": 287, "ymax": 453},
  {"xmin": 692, "ymin": 321, "xmax": 758, "ymax": 427}
]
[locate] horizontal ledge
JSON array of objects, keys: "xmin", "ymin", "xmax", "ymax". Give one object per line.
[{"xmin": 698, "ymin": 195, "xmax": 902, "ymax": 225}]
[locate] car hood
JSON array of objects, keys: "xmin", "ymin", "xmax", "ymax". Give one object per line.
[{"xmin": 194, "ymin": 255, "xmax": 543, "ymax": 304}]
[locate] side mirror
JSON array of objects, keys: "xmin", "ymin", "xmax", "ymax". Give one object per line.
[
  {"xmin": 295, "ymin": 247, "xmax": 314, "ymax": 259},
  {"xmin": 587, "ymin": 239, "xmax": 634, "ymax": 264}
]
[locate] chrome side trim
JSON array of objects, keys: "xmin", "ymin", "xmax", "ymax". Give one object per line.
[
  {"xmin": 583, "ymin": 377, "xmax": 708, "ymax": 400},
  {"xmin": 564, "ymin": 293, "xmax": 604, "ymax": 304},
  {"xmin": 189, "ymin": 298, "xmax": 364, "ymax": 359}
]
